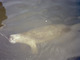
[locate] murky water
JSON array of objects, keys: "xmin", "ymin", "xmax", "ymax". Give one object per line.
[{"xmin": 0, "ymin": 0, "xmax": 80, "ymax": 60}]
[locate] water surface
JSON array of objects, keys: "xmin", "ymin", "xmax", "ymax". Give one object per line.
[{"xmin": 0, "ymin": 0, "xmax": 80, "ymax": 60}]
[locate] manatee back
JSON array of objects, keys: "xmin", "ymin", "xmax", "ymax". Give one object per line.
[{"xmin": 21, "ymin": 24, "xmax": 71, "ymax": 43}]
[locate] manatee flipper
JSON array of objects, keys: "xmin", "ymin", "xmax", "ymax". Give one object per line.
[{"xmin": 27, "ymin": 40, "xmax": 38, "ymax": 54}]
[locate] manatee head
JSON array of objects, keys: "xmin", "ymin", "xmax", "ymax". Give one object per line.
[{"xmin": 9, "ymin": 34, "xmax": 23, "ymax": 44}]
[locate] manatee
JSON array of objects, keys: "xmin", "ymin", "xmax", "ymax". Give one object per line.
[{"xmin": 9, "ymin": 24, "xmax": 71, "ymax": 54}]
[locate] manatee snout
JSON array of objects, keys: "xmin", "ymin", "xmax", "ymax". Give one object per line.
[{"xmin": 9, "ymin": 35, "xmax": 16, "ymax": 44}]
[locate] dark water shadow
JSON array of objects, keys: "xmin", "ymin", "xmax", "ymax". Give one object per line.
[
  {"xmin": 0, "ymin": 2, "xmax": 7, "ymax": 27},
  {"xmin": 67, "ymin": 56, "xmax": 80, "ymax": 60}
]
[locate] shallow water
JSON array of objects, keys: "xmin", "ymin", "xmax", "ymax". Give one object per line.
[{"xmin": 0, "ymin": 0, "xmax": 80, "ymax": 60}]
